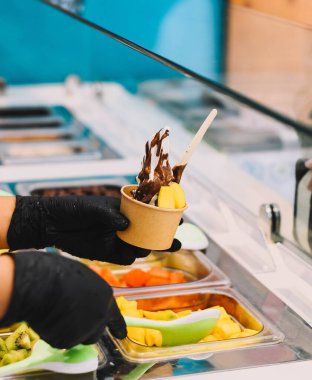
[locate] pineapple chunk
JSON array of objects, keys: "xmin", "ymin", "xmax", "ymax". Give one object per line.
[
  {"xmin": 200, "ymin": 334, "xmax": 218, "ymax": 343},
  {"xmin": 143, "ymin": 310, "xmax": 177, "ymax": 321},
  {"xmin": 116, "ymin": 297, "xmax": 138, "ymax": 312},
  {"xmin": 213, "ymin": 321, "xmax": 241, "ymax": 339},
  {"xmin": 145, "ymin": 329, "xmax": 162, "ymax": 347},
  {"xmin": 128, "ymin": 327, "xmax": 146, "ymax": 345},
  {"xmin": 176, "ymin": 310, "xmax": 192, "ymax": 318}
]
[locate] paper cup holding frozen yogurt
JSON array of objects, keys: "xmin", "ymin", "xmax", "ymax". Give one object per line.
[
  {"xmin": 117, "ymin": 185, "xmax": 187, "ymax": 250},
  {"xmin": 117, "ymin": 128, "xmax": 188, "ymax": 250}
]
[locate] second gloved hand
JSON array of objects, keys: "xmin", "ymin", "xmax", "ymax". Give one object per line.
[
  {"xmin": 0, "ymin": 250, "xmax": 126, "ymax": 349},
  {"xmin": 7, "ymin": 196, "xmax": 151, "ymax": 264}
]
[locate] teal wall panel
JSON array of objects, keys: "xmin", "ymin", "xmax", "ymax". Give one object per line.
[{"xmin": 0, "ymin": 0, "xmax": 224, "ymax": 84}]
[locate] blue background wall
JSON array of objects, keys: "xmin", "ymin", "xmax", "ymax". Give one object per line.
[{"xmin": 0, "ymin": 0, "xmax": 224, "ymax": 85}]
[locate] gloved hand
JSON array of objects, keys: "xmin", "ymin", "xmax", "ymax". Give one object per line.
[
  {"xmin": 7, "ymin": 196, "xmax": 180, "ymax": 265},
  {"xmin": 0, "ymin": 250, "xmax": 126, "ymax": 349}
]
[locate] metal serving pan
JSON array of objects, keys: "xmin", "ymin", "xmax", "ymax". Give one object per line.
[
  {"xmin": 109, "ymin": 287, "xmax": 283, "ymax": 362},
  {"xmin": 83, "ymin": 250, "xmax": 230, "ymax": 295},
  {"xmin": 0, "ymin": 137, "xmax": 106, "ymax": 165},
  {"xmin": 0, "ymin": 106, "xmax": 81, "ymax": 142},
  {"xmin": 14, "ymin": 177, "xmax": 129, "ymax": 197}
]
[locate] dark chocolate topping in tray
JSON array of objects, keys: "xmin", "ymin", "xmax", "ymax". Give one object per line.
[
  {"xmin": 31, "ymin": 185, "xmax": 121, "ymax": 198},
  {"xmin": 133, "ymin": 129, "xmax": 174, "ymax": 203}
]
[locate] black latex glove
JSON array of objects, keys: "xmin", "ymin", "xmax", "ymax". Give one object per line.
[
  {"xmin": 7, "ymin": 196, "xmax": 154, "ymax": 265},
  {"xmin": 8, "ymin": 196, "xmax": 182, "ymax": 264},
  {"xmin": 0, "ymin": 250, "xmax": 126, "ymax": 349}
]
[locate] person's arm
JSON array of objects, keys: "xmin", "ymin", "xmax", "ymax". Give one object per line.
[
  {"xmin": 0, "ymin": 254, "xmax": 14, "ymax": 319},
  {"xmin": 0, "ymin": 197, "xmax": 16, "ymax": 249}
]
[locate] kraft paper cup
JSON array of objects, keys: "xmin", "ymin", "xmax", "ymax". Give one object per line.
[{"xmin": 117, "ymin": 185, "xmax": 187, "ymax": 250}]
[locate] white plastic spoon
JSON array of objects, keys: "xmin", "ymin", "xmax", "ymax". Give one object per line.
[
  {"xmin": 173, "ymin": 109, "xmax": 218, "ymax": 182},
  {"xmin": 125, "ymin": 308, "xmax": 220, "ymax": 346}
]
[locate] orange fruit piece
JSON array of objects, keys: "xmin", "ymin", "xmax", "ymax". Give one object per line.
[
  {"xmin": 148, "ymin": 267, "xmax": 170, "ymax": 279},
  {"xmin": 89, "ymin": 265, "xmax": 102, "ymax": 277},
  {"xmin": 122, "ymin": 269, "xmax": 149, "ymax": 287},
  {"xmin": 100, "ymin": 267, "xmax": 121, "ymax": 287},
  {"xmin": 145, "ymin": 276, "xmax": 169, "ymax": 287},
  {"xmin": 169, "ymin": 271, "xmax": 185, "ymax": 284}
]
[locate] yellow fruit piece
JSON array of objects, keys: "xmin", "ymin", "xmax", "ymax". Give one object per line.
[
  {"xmin": 122, "ymin": 308, "xmax": 143, "ymax": 318},
  {"xmin": 157, "ymin": 183, "xmax": 186, "ymax": 209},
  {"xmin": 158, "ymin": 186, "xmax": 175, "ymax": 208},
  {"xmin": 143, "ymin": 310, "xmax": 177, "ymax": 321},
  {"xmin": 210, "ymin": 306, "xmax": 231, "ymax": 321},
  {"xmin": 128, "ymin": 327, "xmax": 146, "ymax": 345},
  {"xmin": 176, "ymin": 310, "xmax": 192, "ymax": 318},
  {"xmin": 211, "ymin": 333, "xmax": 223, "ymax": 340},
  {"xmin": 116, "ymin": 297, "xmax": 138, "ymax": 313},
  {"xmin": 228, "ymin": 332, "xmax": 242, "ymax": 339},
  {"xmin": 200, "ymin": 334, "xmax": 218, "ymax": 343},
  {"xmin": 170, "ymin": 182, "xmax": 186, "ymax": 208},
  {"xmin": 145, "ymin": 329, "xmax": 163, "ymax": 347},
  {"xmin": 213, "ymin": 321, "xmax": 241, "ymax": 339},
  {"xmin": 240, "ymin": 329, "xmax": 259, "ymax": 337}
]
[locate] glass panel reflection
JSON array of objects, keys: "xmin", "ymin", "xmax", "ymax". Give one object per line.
[{"xmin": 40, "ymin": 0, "xmax": 312, "ymax": 132}]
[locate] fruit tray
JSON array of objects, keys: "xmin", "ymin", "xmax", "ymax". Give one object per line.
[
  {"xmin": 84, "ymin": 250, "xmax": 230, "ymax": 295},
  {"xmin": 109, "ymin": 287, "xmax": 283, "ymax": 362}
]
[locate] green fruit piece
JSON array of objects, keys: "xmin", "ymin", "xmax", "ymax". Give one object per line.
[
  {"xmin": 143, "ymin": 310, "xmax": 178, "ymax": 321},
  {"xmin": 27, "ymin": 327, "xmax": 40, "ymax": 347},
  {"xmin": 18, "ymin": 332, "xmax": 31, "ymax": 350},
  {"xmin": 0, "ymin": 349, "xmax": 28, "ymax": 366},
  {"xmin": 0, "ymin": 338, "xmax": 8, "ymax": 359},
  {"xmin": 5, "ymin": 324, "xmax": 29, "ymax": 351},
  {"xmin": 170, "ymin": 182, "xmax": 186, "ymax": 208},
  {"xmin": 158, "ymin": 186, "xmax": 175, "ymax": 208}
]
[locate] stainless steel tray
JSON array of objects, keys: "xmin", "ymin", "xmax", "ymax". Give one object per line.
[
  {"xmin": 110, "ymin": 287, "xmax": 283, "ymax": 362},
  {"xmin": 83, "ymin": 250, "xmax": 230, "ymax": 295},
  {"xmin": 0, "ymin": 138, "xmax": 103, "ymax": 165},
  {"xmin": 15, "ymin": 177, "xmax": 129, "ymax": 196},
  {"xmin": 0, "ymin": 106, "xmax": 81, "ymax": 141}
]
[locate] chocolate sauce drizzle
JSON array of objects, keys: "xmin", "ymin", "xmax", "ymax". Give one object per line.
[
  {"xmin": 172, "ymin": 164, "xmax": 186, "ymax": 184},
  {"xmin": 133, "ymin": 129, "xmax": 174, "ymax": 203}
]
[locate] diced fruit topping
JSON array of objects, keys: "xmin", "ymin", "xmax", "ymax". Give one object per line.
[
  {"xmin": 88, "ymin": 265, "xmax": 186, "ymax": 288},
  {"xmin": 116, "ymin": 297, "xmax": 260, "ymax": 347},
  {"xmin": 157, "ymin": 183, "xmax": 186, "ymax": 209}
]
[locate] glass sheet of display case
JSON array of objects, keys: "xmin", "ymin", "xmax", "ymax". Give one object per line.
[{"xmin": 39, "ymin": 0, "xmax": 312, "ymax": 134}]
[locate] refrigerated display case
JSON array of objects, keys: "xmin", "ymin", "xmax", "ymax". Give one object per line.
[{"xmin": 0, "ymin": 1, "xmax": 312, "ymax": 379}]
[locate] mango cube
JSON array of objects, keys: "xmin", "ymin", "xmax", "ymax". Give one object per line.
[
  {"xmin": 145, "ymin": 329, "xmax": 162, "ymax": 347},
  {"xmin": 213, "ymin": 321, "xmax": 241, "ymax": 339}
]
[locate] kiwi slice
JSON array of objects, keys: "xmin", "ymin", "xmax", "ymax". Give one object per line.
[
  {"xmin": 27, "ymin": 327, "xmax": 40, "ymax": 347},
  {"xmin": 5, "ymin": 324, "xmax": 30, "ymax": 351},
  {"xmin": 0, "ymin": 338, "xmax": 8, "ymax": 359},
  {"xmin": 0, "ymin": 349, "xmax": 28, "ymax": 366},
  {"xmin": 0, "ymin": 323, "xmax": 41, "ymax": 367}
]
